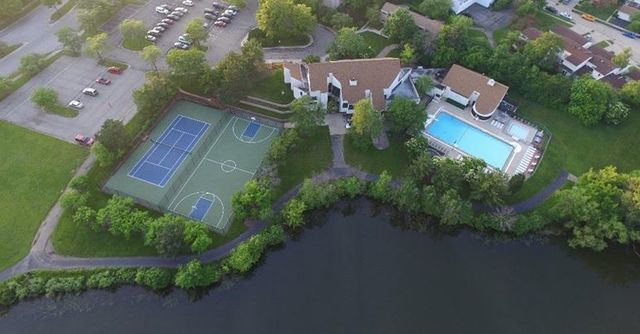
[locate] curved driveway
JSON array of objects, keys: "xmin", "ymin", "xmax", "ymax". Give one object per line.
[{"xmin": 263, "ymin": 25, "xmax": 335, "ymax": 60}]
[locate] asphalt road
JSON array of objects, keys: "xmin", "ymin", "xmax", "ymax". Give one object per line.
[
  {"xmin": 0, "ymin": 1, "xmax": 79, "ymax": 76},
  {"xmin": 0, "ymin": 56, "xmax": 145, "ymax": 142}
]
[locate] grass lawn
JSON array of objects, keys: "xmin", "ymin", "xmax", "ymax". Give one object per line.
[
  {"xmin": 386, "ymin": 47, "xmax": 401, "ymax": 58},
  {"xmin": 50, "ymin": 0, "xmax": 80, "ymax": 22},
  {"xmin": 575, "ymin": 1, "xmax": 619, "ymax": 20},
  {"xmin": 122, "ymin": 36, "xmax": 152, "ymax": 51},
  {"xmin": 248, "ymin": 69, "xmax": 294, "ymax": 104},
  {"xmin": 359, "ymin": 31, "xmax": 393, "ymax": 56},
  {"xmin": 534, "ymin": 11, "xmax": 573, "ymax": 30},
  {"xmin": 0, "ymin": 122, "xmax": 87, "ymax": 271},
  {"xmin": 275, "ymin": 126, "xmax": 332, "ymax": 197},
  {"xmin": 493, "ymin": 27, "xmax": 511, "ymax": 45},
  {"xmin": 0, "ymin": 43, "xmax": 22, "ymax": 60},
  {"xmin": 469, "ymin": 29, "xmax": 490, "ymax": 48},
  {"xmin": 508, "ymin": 94, "xmax": 640, "ymax": 202},
  {"xmin": 0, "ymin": 0, "xmax": 39, "ymax": 30},
  {"xmin": 344, "ymin": 133, "xmax": 411, "ymax": 177},
  {"xmin": 44, "ymin": 104, "xmax": 79, "ymax": 118},
  {"xmin": 248, "ymin": 28, "xmax": 311, "ymax": 47},
  {"xmin": 236, "ymin": 102, "xmax": 292, "ymax": 120},
  {"xmin": 0, "ymin": 51, "xmax": 64, "ymax": 102}
]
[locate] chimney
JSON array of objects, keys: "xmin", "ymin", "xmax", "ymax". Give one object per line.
[
  {"xmin": 487, "ymin": 79, "xmax": 495, "ymax": 86},
  {"xmin": 349, "ymin": 77, "xmax": 358, "ymax": 86}
]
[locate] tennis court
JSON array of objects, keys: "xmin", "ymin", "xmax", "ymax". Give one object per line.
[{"xmin": 104, "ymin": 100, "xmax": 279, "ymax": 232}]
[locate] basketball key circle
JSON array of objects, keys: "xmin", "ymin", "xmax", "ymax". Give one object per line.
[{"xmin": 220, "ymin": 160, "xmax": 237, "ymax": 173}]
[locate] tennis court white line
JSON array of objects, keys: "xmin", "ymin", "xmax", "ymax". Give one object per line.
[
  {"xmin": 168, "ymin": 117, "xmax": 234, "ymax": 210},
  {"xmin": 158, "ymin": 122, "xmax": 209, "ymax": 186},
  {"xmin": 203, "ymin": 158, "xmax": 256, "ymax": 175},
  {"xmin": 128, "ymin": 116, "xmax": 183, "ymax": 177}
]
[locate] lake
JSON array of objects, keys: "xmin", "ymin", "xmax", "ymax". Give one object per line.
[{"xmin": 2, "ymin": 200, "xmax": 640, "ymax": 333}]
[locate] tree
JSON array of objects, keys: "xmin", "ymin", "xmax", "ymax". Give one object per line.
[
  {"xmin": 183, "ymin": 222, "xmax": 213, "ymax": 254},
  {"xmin": 630, "ymin": 14, "xmax": 640, "ymax": 33},
  {"xmin": 414, "ymin": 76, "xmax": 434, "ymax": 97},
  {"xmin": 185, "ymin": 18, "xmax": 208, "ymax": 48},
  {"xmin": 620, "ymin": 80, "xmax": 640, "ymax": 106},
  {"xmin": 283, "ymin": 198, "xmax": 307, "ymax": 229},
  {"xmin": 492, "ymin": 0, "xmax": 513, "ymax": 10},
  {"xmin": 166, "ymin": 48, "xmax": 208, "ymax": 89},
  {"xmin": 517, "ymin": 0, "xmax": 536, "ymax": 17},
  {"xmin": 19, "ymin": 53, "xmax": 47, "ymax": 75},
  {"xmin": 31, "ymin": 88, "xmax": 58, "ymax": 109},
  {"xmin": 432, "ymin": 16, "xmax": 473, "ymax": 67},
  {"xmin": 231, "ymin": 179, "xmax": 273, "ymax": 221},
  {"xmin": 383, "ymin": 8, "xmax": 420, "ymax": 44},
  {"xmin": 85, "ymin": 32, "xmax": 109, "ymax": 61},
  {"xmin": 42, "ymin": 0, "xmax": 62, "ymax": 8},
  {"xmin": 97, "ymin": 119, "xmax": 128, "ymax": 153},
  {"xmin": 523, "ymin": 32, "xmax": 563, "ymax": 71},
  {"xmin": 92, "ymin": 142, "xmax": 119, "ymax": 167},
  {"xmin": 394, "ymin": 178, "xmax": 422, "ymax": 212},
  {"xmin": 405, "ymin": 135, "xmax": 429, "ymax": 159},
  {"xmin": 612, "ymin": 47, "xmax": 632, "ymax": 68},
  {"xmin": 351, "ymin": 99, "xmax": 383, "ymax": 147},
  {"xmin": 330, "ymin": 12, "xmax": 355, "ymax": 30},
  {"xmin": 133, "ymin": 74, "xmax": 177, "ymax": 118},
  {"xmin": 135, "ymin": 268, "xmax": 173, "ymax": 291},
  {"xmin": 119, "ymin": 19, "xmax": 146, "ymax": 47},
  {"xmin": 60, "ymin": 189, "xmax": 88, "ymax": 212},
  {"xmin": 327, "ymin": 27, "xmax": 372, "ymax": 60},
  {"xmin": 605, "ymin": 101, "xmax": 630, "ymax": 125},
  {"xmin": 140, "ymin": 45, "xmax": 161, "ymax": 72},
  {"xmin": 386, "ymin": 97, "xmax": 426, "ymax": 134},
  {"xmin": 213, "ymin": 41, "xmax": 264, "ymax": 100},
  {"xmin": 77, "ymin": 0, "xmax": 116, "ymax": 34},
  {"xmin": 418, "ymin": 0, "xmax": 452, "ymax": 20},
  {"xmin": 144, "ymin": 214, "xmax": 189, "ymax": 256},
  {"xmin": 399, "ymin": 43, "xmax": 416, "ymax": 66},
  {"xmin": 290, "ymin": 95, "xmax": 325, "ymax": 134},
  {"xmin": 256, "ymin": 0, "xmax": 316, "ymax": 40},
  {"xmin": 1, "ymin": 0, "xmax": 22, "ymax": 19},
  {"xmin": 568, "ymin": 76, "xmax": 614, "ymax": 126},
  {"xmin": 96, "ymin": 196, "xmax": 149, "ymax": 238},
  {"xmin": 439, "ymin": 189, "xmax": 472, "ymax": 226},
  {"xmin": 174, "ymin": 260, "xmax": 221, "ymax": 289},
  {"xmin": 56, "ymin": 27, "xmax": 83, "ymax": 56}
]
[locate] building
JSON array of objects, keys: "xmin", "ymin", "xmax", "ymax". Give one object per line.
[
  {"xmin": 617, "ymin": 2, "xmax": 640, "ymax": 21},
  {"xmin": 283, "ymin": 58, "xmax": 420, "ymax": 113},
  {"xmin": 451, "ymin": 0, "xmax": 495, "ymax": 14},
  {"xmin": 379, "ymin": 2, "xmax": 443, "ymax": 36},
  {"xmin": 435, "ymin": 64, "xmax": 509, "ymax": 120}
]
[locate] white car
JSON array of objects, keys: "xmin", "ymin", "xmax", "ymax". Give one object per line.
[
  {"xmin": 182, "ymin": 0, "xmax": 194, "ymax": 6},
  {"xmin": 560, "ymin": 12, "xmax": 572, "ymax": 20},
  {"xmin": 68, "ymin": 100, "xmax": 84, "ymax": 109},
  {"xmin": 155, "ymin": 7, "xmax": 170, "ymax": 14},
  {"xmin": 175, "ymin": 7, "xmax": 188, "ymax": 13},
  {"xmin": 145, "ymin": 35, "xmax": 157, "ymax": 42},
  {"xmin": 178, "ymin": 35, "xmax": 192, "ymax": 44}
]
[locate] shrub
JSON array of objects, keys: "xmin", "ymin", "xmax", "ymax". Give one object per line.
[
  {"xmin": 44, "ymin": 276, "xmax": 85, "ymax": 298},
  {"xmin": 225, "ymin": 226, "xmax": 285, "ymax": 275},
  {"xmin": 231, "ymin": 179, "xmax": 274, "ymax": 222},
  {"xmin": 144, "ymin": 214, "xmax": 189, "ymax": 256},
  {"xmin": 259, "ymin": 224, "xmax": 286, "ymax": 246},
  {"xmin": 493, "ymin": 0, "xmax": 512, "ymax": 10},
  {"xmin": 69, "ymin": 175, "xmax": 90, "ymax": 192},
  {"xmin": 183, "ymin": 221, "xmax": 213, "ymax": 254},
  {"xmin": 174, "ymin": 260, "xmax": 221, "ymax": 289},
  {"xmin": 0, "ymin": 282, "xmax": 17, "ymax": 306},
  {"xmin": 405, "ymin": 136, "xmax": 429, "ymax": 159},
  {"xmin": 73, "ymin": 206, "xmax": 97, "ymax": 229},
  {"xmin": 335, "ymin": 177, "xmax": 365, "ymax": 199},
  {"xmin": 508, "ymin": 174, "xmax": 525, "ymax": 194},
  {"xmin": 265, "ymin": 129, "xmax": 299, "ymax": 167},
  {"xmin": 368, "ymin": 171, "xmax": 393, "ymax": 203},
  {"xmin": 60, "ymin": 189, "xmax": 89, "ymax": 212},
  {"xmin": 135, "ymin": 268, "xmax": 174, "ymax": 291},
  {"xmin": 283, "ymin": 198, "xmax": 307, "ymax": 229},
  {"xmin": 86, "ymin": 270, "xmax": 120, "ymax": 289}
]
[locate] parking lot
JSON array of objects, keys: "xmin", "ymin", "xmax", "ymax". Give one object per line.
[{"xmin": 0, "ymin": 56, "xmax": 145, "ymax": 143}]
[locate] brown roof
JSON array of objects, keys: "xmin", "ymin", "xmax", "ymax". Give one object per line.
[
  {"xmin": 628, "ymin": 70, "xmax": 640, "ymax": 81},
  {"xmin": 551, "ymin": 26, "xmax": 588, "ymax": 46},
  {"xmin": 588, "ymin": 45, "xmax": 614, "ymax": 60},
  {"xmin": 283, "ymin": 61, "xmax": 303, "ymax": 81},
  {"xmin": 559, "ymin": 35, "xmax": 592, "ymax": 66},
  {"xmin": 307, "ymin": 58, "xmax": 402, "ymax": 110},
  {"xmin": 590, "ymin": 55, "xmax": 616, "ymax": 75},
  {"xmin": 442, "ymin": 64, "xmax": 509, "ymax": 116},
  {"xmin": 619, "ymin": 3, "xmax": 640, "ymax": 15},
  {"xmin": 521, "ymin": 27, "xmax": 542, "ymax": 40},
  {"xmin": 380, "ymin": 2, "xmax": 443, "ymax": 35},
  {"xmin": 602, "ymin": 74, "xmax": 627, "ymax": 89}
]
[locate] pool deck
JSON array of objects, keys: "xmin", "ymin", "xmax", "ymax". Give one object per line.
[{"xmin": 424, "ymin": 100, "xmax": 540, "ymax": 176}]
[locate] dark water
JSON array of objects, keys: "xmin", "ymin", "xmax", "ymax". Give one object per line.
[{"xmin": 2, "ymin": 200, "xmax": 640, "ymax": 333}]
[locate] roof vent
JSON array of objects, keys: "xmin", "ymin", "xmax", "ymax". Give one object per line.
[
  {"xmin": 349, "ymin": 78, "xmax": 358, "ymax": 86},
  {"xmin": 487, "ymin": 79, "xmax": 495, "ymax": 86}
]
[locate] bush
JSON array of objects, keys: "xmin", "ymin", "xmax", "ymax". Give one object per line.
[
  {"xmin": 60, "ymin": 189, "xmax": 89, "ymax": 212},
  {"xmin": 0, "ymin": 282, "xmax": 17, "ymax": 306},
  {"xmin": 508, "ymin": 173, "xmax": 525, "ymax": 194},
  {"xmin": 283, "ymin": 198, "xmax": 307, "ymax": 228},
  {"xmin": 367, "ymin": 171, "xmax": 393, "ymax": 203},
  {"xmin": 224, "ymin": 226, "xmax": 285, "ymax": 275},
  {"xmin": 174, "ymin": 260, "xmax": 221, "ymax": 289},
  {"xmin": 73, "ymin": 206, "xmax": 97, "ymax": 228},
  {"xmin": 86, "ymin": 270, "xmax": 119, "ymax": 289},
  {"xmin": 265, "ymin": 129, "xmax": 299, "ymax": 167},
  {"xmin": 44, "ymin": 276, "xmax": 85, "ymax": 298},
  {"xmin": 183, "ymin": 221, "xmax": 213, "ymax": 254},
  {"xmin": 135, "ymin": 268, "xmax": 174, "ymax": 291},
  {"xmin": 492, "ymin": 0, "xmax": 512, "ymax": 10},
  {"xmin": 69, "ymin": 175, "xmax": 90, "ymax": 192}
]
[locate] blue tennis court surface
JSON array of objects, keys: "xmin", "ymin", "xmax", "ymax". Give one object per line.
[
  {"xmin": 189, "ymin": 197, "xmax": 213, "ymax": 221},
  {"xmin": 129, "ymin": 115, "xmax": 210, "ymax": 187},
  {"xmin": 242, "ymin": 122, "xmax": 260, "ymax": 138}
]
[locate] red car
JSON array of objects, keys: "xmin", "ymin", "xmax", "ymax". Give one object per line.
[
  {"xmin": 214, "ymin": 20, "xmax": 226, "ymax": 27},
  {"xmin": 107, "ymin": 66, "xmax": 123, "ymax": 74},
  {"xmin": 74, "ymin": 134, "xmax": 94, "ymax": 146},
  {"xmin": 96, "ymin": 77, "xmax": 111, "ymax": 85}
]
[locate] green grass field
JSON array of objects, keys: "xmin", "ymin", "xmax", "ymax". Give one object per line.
[
  {"xmin": 508, "ymin": 95, "xmax": 640, "ymax": 202},
  {"xmin": 248, "ymin": 69, "xmax": 294, "ymax": 104},
  {"xmin": 344, "ymin": 134, "xmax": 411, "ymax": 177},
  {"xmin": 534, "ymin": 11, "xmax": 573, "ymax": 30},
  {"xmin": 248, "ymin": 28, "xmax": 310, "ymax": 47},
  {"xmin": 275, "ymin": 126, "xmax": 332, "ymax": 197},
  {"xmin": 122, "ymin": 36, "xmax": 152, "ymax": 51},
  {"xmin": 0, "ymin": 122, "xmax": 87, "ymax": 271},
  {"xmin": 359, "ymin": 31, "xmax": 393, "ymax": 56},
  {"xmin": 575, "ymin": 1, "xmax": 618, "ymax": 20}
]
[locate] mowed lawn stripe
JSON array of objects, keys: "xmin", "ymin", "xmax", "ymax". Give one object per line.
[{"xmin": 0, "ymin": 121, "xmax": 87, "ymax": 271}]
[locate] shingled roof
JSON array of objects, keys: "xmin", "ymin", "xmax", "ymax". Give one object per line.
[
  {"xmin": 442, "ymin": 64, "xmax": 509, "ymax": 116},
  {"xmin": 381, "ymin": 2, "xmax": 443, "ymax": 35}
]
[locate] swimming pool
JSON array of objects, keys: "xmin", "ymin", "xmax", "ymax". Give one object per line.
[
  {"xmin": 507, "ymin": 123, "xmax": 530, "ymax": 141},
  {"xmin": 426, "ymin": 112, "xmax": 514, "ymax": 170}
]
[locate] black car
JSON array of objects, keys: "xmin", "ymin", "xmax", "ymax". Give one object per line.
[
  {"xmin": 212, "ymin": 2, "xmax": 225, "ymax": 9},
  {"xmin": 204, "ymin": 13, "xmax": 217, "ymax": 20},
  {"xmin": 204, "ymin": 7, "xmax": 216, "ymax": 14},
  {"xmin": 221, "ymin": 12, "xmax": 233, "ymax": 18},
  {"xmin": 544, "ymin": 5, "xmax": 558, "ymax": 13}
]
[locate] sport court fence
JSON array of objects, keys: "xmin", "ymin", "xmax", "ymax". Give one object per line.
[{"xmin": 227, "ymin": 106, "xmax": 286, "ymax": 129}]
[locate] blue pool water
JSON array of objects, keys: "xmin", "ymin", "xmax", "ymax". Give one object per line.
[
  {"xmin": 507, "ymin": 123, "xmax": 530, "ymax": 141},
  {"xmin": 427, "ymin": 112, "xmax": 513, "ymax": 170}
]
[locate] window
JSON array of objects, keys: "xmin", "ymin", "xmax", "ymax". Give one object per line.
[
  {"xmin": 342, "ymin": 102, "xmax": 348, "ymax": 108},
  {"xmin": 311, "ymin": 96, "xmax": 317, "ymax": 101},
  {"xmin": 348, "ymin": 104, "xmax": 354, "ymax": 110}
]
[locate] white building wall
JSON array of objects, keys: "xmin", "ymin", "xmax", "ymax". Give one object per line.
[
  {"xmin": 618, "ymin": 12, "xmax": 632, "ymax": 22},
  {"xmin": 451, "ymin": 0, "xmax": 492, "ymax": 14},
  {"xmin": 322, "ymin": 0, "xmax": 341, "ymax": 9},
  {"xmin": 443, "ymin": 87, "xmax": 469, "ymax": 106},
  {"xmin": 283, "ymin": 67, "xmax": 292, "ymax": 84}
]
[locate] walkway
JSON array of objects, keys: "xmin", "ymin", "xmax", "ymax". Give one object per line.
[
  {"xmin": 263, "ymin": 25, "xmax": 336, "ymax": 61},
  {"xmin": 0, "ymin": 136, "xmax": 574, "ymax": 282},
  {"xmin": 376, "ymin": 44, "xmax": 398, "ymax": 58}
]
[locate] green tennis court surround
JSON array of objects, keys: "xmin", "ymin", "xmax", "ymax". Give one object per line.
[{"xmin": 104, "ymin": 100, "xmax": 280, "ymax": 233}]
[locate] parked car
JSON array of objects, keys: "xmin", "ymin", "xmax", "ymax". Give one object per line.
[
  {"xmin": 68, "ymin": 100, "xmax": 84, "ymax": 109},
  {"xmin": 170, "ymin": 11, "xmax": 184, "ymax": 16},
  {"xmin": 145, "ymin": 35, "xmax": 157, "ymax": 42},
  {"xmin": 82, "ymin": 87, "xmax": 98, "ymax": 96},
  {"xmin": 173, "ymin": 42, "xmax": 190, "ymax": 49},
  {"xmin": 161, "ymin": 18, "xmax": 175, "ymax": 24},
  {"xmin": 204, "ymin": 7, "xmax": 216, "ymax": 14},
  {"xmin": 175, "ymin": 7, "xmax": 188, "ymax": 13},
  {"xmin": 156, "ymin": 6, "xmax": 170, "ymax": 14},
  {"xmin": 212, "ymin": 2, "xmax": 225, "ymax": 9},
  {"xmin": 167, "ymin": 14, "xmax": 181, "ymax": 20},
  {"xmin": 107, "ymin": 66, "xmax": 123, "ymax": 74},
  {"xmin": 217, "ymin": 16, "xmax": 230, "ymax": 23},
  {"xmin": 581, "ymin": 13, "xmax": 595, "ymax": 21},
  {"xmin": 147, "ymin": 30, "xmax": 161, "ymax": 36},
  {"xmin": 153, "ymin": 25, "xmax": 166, "ymax": 32},
  {"xmin": 221, "ymin": 12, "xmax": 233, "ymax": 18},
  {"xmin": 74, "ymin": 134, "xmax": 94, "ymax": 146},
  {"xmin": 182, "ymin": 0, "xmax": 194, "ymax": 6},
  {"xmin": 623, "ymin": 31, "xmax": 639, "ymax": 39},
  {"xmin": 96, "ymin": 77, "xmax": 111, "ymax": 85},
  {"xmin": 225, "ymin": 8, "xmax": 237, "ymax": 15},
  {"xmin": 544, "ymin": 6, "xmax": 557, "ymax": 13},
  {"xmin": 178, "ymin": 34, "xmax": 192, "ymax": 44},
  {"xmin": 204, "ymin": 13, "xmax": 217, "ymax": 20},
  {"xmin": 203, "ymin": 20, "xmax": 211, "ymax": 28},
  {"xmin": 214, "ymin": 20, "xmax": 226, "ymax": 27},
  {"xmin": 227, "ymin": 5, "xmax": 238, "ymax": 11},
  {"xmin": 160, "ymin": 4, "xmax": 172, "ymax": 10},
  {"xmin": 560, "ymin": 12, "xmax": 572, "ymax": 20},
  {"xmin": 156, "ymin": 22, "xmax": 169, "ymax": 28}
]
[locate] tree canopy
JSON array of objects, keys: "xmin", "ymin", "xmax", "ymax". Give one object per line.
[
  {"xmin": 256, "ymin": 0, "xmax": 316, "ymax": 40},
  {"xmin": 31, "ymin": 88, "xmax": 58, "ymax": 109},
  {"xmin": 568, "ymin": 76, "xmax": 614, "ymax": 126},
  {"xmin": 119, "ymin": 19, "xmax": 146, "ymax": 44},
  {"xmin": 141, "ymin": 45, "xmax": 161, "ymax": 71},
  {"xmin": 84, "ymin": 32, "xmax": 109, "ymax": 61},
  {"xmin": 327, "ymin": 27, "xmax": 372, "ymax": 60},
  {"xmin": 350, "ymin": 99, "xmax": 383, "ymax": 148},
  {"xmin": 385, "ymin": 97, "xmax": 426, "ymax": 134},
  {"xmin": 97, "ymin": 119, "xmax": 128, "ymax": 153},
  {"xmin": 56, "ymin": 27, "xmax": 84, "ymax": 56},
  {"xmin": 185, "ymin": 18, "xmax": 208, "ymax": 48},
  {"xmin": 383, "ymin": 8, "xmax": 420, "ymax": 44},
  {"xmin": 418, "ymin": 0, "xmax": 452, "ymax": 20},
  {"xmin": 290, "ymin": 95, "xmax": 325, "ymax": 134}
]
